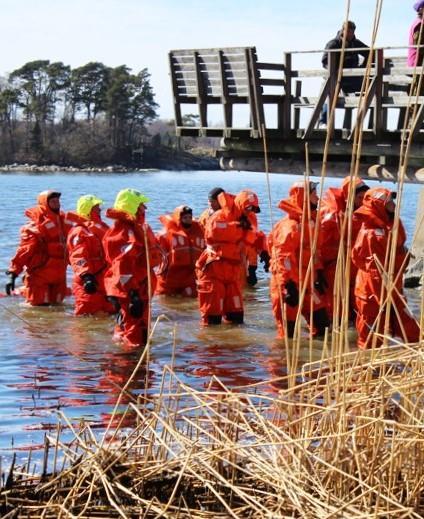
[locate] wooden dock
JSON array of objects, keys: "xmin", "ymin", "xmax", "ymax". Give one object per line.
[{"xmin": 169, "ymin": 46, "xmax": 424, "ymax": 183}]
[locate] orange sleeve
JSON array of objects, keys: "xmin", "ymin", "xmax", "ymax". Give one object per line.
[{"xmin": 9, "ymin": 225, "xmax": 44, "ymax": 275}]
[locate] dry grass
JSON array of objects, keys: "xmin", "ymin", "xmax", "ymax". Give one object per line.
[{"xmin": 1, "ymin": 339, "xmax": 423, "ymax": 518}]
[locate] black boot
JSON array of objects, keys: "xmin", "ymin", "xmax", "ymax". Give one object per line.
[
  {"xmin": 286, "ymin": 320, "xmax": 296, "ymax": 338},
  {"xmin": 207, "ymin": 315, "xmax": 222, "ymax": 325},
  {"xmin": 312, "ymin": 308, "xmax": 330, "ymax": 337},
  {"xmin": 225, "ymin": 312, "xmax": 244, "ymax": 324},
  {"xmin": 246, "ymin": 266, "xmax": 258, "ymax": 286}
]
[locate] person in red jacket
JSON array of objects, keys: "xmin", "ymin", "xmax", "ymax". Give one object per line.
[
  {"xmin": 269, "ymin": 181, "xmax": 330, "ymax": 339},
  {"xmin": 196, "ymin": 189, "xmax": 260, "ymax": 325},
  {"xmin": 102, "ymin": 189, "xmax": 162, "ymax": 348},
  {"xmin": 6, "ymin": 190, "xmax": 71, "ymax": 305},
  {"xmin": 67, "ymin": 194, "xmax": 114, "ymax": 315},
  {"xmin": 156, "ymin": 205, "xmax": 205, "ymax": 297},
  {"xmin": 320, "ymin": 176, "xmax": 369, "ymax": 317},
  {"xmin": 352, "ymin": 187, "xmax": 420, "ymax": 349}
]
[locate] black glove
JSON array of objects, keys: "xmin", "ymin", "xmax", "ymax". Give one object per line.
[
  {"xmin": 5, "ymin": 271, "xmax": 17, "ymax": 296},
  {"xmin": 81, "ymin": 273, "xmax": 97, "ymax": 294},
  {"xmin": 238, "ymin": 215, "xmax": 252, "ymax": 230},
  {"xmin": 246, "ymin": 265, "xmax": 258, "ymax": 286},
  {"xmin": 259, "ymin": 250, "xmax": 270, "ymax": 273},
  {"xmin": 284, "ymin": 280, "xmax": 299, "ymax": 308},
  {"xmin": 129, "ymin": 289, "xmax": 143, "ymax": 318},
  {"xmin": 314, "ymin": 270, "xmax": 328, "ymax": 295},
  {"xmin": 107, "ymin": 296, "xmax": 121, "ymax": 313}
]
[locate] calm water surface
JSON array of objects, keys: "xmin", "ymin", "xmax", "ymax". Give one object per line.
[{"xmin": 0, "ymin": 170, "xmax": 421, "ymax": 468}]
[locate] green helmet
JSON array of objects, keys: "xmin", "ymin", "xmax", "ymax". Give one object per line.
[
  {"xmin": 76, "ymin": 194, "xmax": 104, "ymax": 219},
  {"xmin": 113, "ymin": 189, "xmax": 150, "ymax": 217}
]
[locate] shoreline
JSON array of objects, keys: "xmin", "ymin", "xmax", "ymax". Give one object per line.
[{"xmin": 0, "ymin": 163, "xmax": 220, "ymax": 173}]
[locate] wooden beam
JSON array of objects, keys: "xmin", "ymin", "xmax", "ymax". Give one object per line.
[{"xmin": 194, "ymin": 51, "xmax": 208, "ymax": 127}]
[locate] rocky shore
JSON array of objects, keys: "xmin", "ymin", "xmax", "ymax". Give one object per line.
[
  {"xmin": 0, "ymin": 163, "xmax": 158, "ymax": 173},
  {"xmin": 0, "ymin": 149, "xmax": 220, "ymax": 174}
]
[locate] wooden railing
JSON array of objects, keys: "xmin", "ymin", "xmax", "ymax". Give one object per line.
[{"xmin": 169, "ymin": 46, "xmax": 424, "ymax": 140}]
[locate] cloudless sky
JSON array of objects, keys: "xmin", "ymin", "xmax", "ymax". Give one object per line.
[{"xmin": 0, "ymin": 0, "xmax": 415, "ymax": 118}]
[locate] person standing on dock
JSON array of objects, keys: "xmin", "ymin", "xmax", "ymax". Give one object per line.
[
  {"xmin": 5, "ymin": 191, "xmax": 71, "ymax": 305},
  {"xmin": 268, "ymin": 181, "xmax": 330, "ymax": 339},
  {"xmin": 352, "ymin": 188, "xmax": 420, "ymax": 349},
  {"xmin": 320, "ymin": 176, "xmax": 369, "ymax": 319},
  {"xmin": 319, "ymin": 21, "xmax": 370, "ymax": 126},
  {"xmin": 66, "ymin": 195, "xmax": 114, "ymax": 315},
  {"xmin": 408, "ymin": 1, "xmax": 424, "ymax": 67},
  {"xmin": 102, "ymin": 189, "xmax": 162, "ymax": 348},
  {"xmin": 155, "ymin": 205, "xmax": 205, "ymax": 297},
  {"xmin": 196, "ymin": 189, "xmax": 261, "ymax": 325}
]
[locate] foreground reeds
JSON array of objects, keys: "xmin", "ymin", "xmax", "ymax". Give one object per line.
[{"xmin": 1, "ymin": 339, "xmax": 423, "ymax": 518}]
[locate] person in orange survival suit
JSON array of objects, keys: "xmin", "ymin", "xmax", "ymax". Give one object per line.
[
  {"xmin": 5, "ymin": 190, "xmax": 72, "ymax": 305},
  {"xmin": 102, "ymin": 189, "xmax": 163, "ymax": 348},
  {"xmin": 196, "ymin": 189, "xmax": 260, "ymax": 325},
  {"xmin": 351, "ymin": 187, "xmax": 420, "ymax": 349},
  {"xmin": 320, "ymin": 176, "xmax": 369, "ymax": 317},
  {"xmin": 156, "ymin": 205, "xmax": 205, "ymax": 297},
  {"xmin": 198, "ymin": 187, "xmax": 225, "ymax": 230},
  {"xmin": 268, "ymin": 181, "xmax": 330, "ymax": 339},
  {"xmin": 66, "ymin": 195, "xmax": 115, "ymax": 315}
]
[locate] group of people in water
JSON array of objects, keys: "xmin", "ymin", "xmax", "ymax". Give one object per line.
[{"xmin": 5, "ymin": 177, "xmax": 420, "ymax": 351}]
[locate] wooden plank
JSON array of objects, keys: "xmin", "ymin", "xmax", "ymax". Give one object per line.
[
  {"xmin": 168, "ymin": 52, "xmax": 183, "ymax": 126},
  {"xmin": 410, "ymin": 103, "xmax": 424, "ymax": 138},
  {"xmin": 218, "ymin": 50, "xmax": 232, "ymax": 127},
  {"xmin": 350, "ymin": 75, "xmax": 378, "ymax": 137},
  {"xmin": 176, "ymin": 78, "xmax": 249, "ymax": 88},
  {"xmin": 171, "ymin": 61, "xmax": 249, "ymax": 72},
  {"xmin": 373, "ymin": 49, "xmax": 384, "ymax": 136},
  {"xmin": 248, "ymin": 48, "xmax": 265, "ymax": 136},
  {"xmin": 171, "ymin": 54, "xmax": 247, "ymax": 65},
  {"xmin": 257, "ymin": 62, "xmax": 285, "ymax": 71},
  {"xmin": 193, "ymin": 51, "xmax": 207, "ymax": 127},
  {"xmin": 303, "ymin": 78, "xmax": 330, "ymax": 139},
  {"xmin": 282, "ymin": 52, "xmax": 292, "ymax": 136},
  {"xmin": 175, "ymin": 69, "xmax": 249, "ymax": 80},
  {"xmin": 170, "ymin": 47, "xmax": 249, "ymax": 57},
  {"xmin": 294, "ymin": 80, "xmax": 302, "ymax": 130},
  {"xmin": 260, "ymin": 78, "xmax": 285, "ymax": 87}
]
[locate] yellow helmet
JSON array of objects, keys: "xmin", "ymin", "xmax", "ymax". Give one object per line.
[
  {"xmin": 113, "ymin": 189, "xmax": 150, "ymax": 217},
  {"xmin": 76, "ymin": 194, "xmax": 104, "ymax": 219}
]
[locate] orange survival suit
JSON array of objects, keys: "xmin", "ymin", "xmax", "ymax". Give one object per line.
[
  {"xmin": 156, "ymin": 206, "xmax": 205, "ymax": 297},
  {"xmin": 102, "ymin": 190, "xmax": 162, "ymax": 348},
  {"xmin": 320, "ymin": 177, "xmax": 368, "ymax": 317},
  {"xmin": 351, "ymin": 187, "xmax": 420, "ymax": 349},
  {"xmin": 268, "ymin": 182, "xmax": 330, "ymax": 338},
  {"xmin": 7, "ymin": 191, "xmax": 71, "ymax": 305},
  {"xmin": 196, "ymin": 190, "xmax": 260, "ymax": 325},
  {"xmin": 67, "ymin": 197, "xmax": 114, "ymax": 316}
]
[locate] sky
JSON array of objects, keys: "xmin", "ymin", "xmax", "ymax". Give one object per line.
[{"xmin": 0, "ymin": 0, "xmax": 416, "ymax": 119}]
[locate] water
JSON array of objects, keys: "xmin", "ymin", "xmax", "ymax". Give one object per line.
[{"xmin": 0, "ymin": 170, "xmax": 421, "ymax": 469}]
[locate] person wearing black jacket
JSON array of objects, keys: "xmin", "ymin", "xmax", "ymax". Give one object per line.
[{"xmin": 319, "ymin": 21, "xmax": 370, "ymax": 126}]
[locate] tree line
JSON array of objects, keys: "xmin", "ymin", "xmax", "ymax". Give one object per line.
[{"xmin": 0, "ymin": 60, "xmax": 159, "ymax": 166}]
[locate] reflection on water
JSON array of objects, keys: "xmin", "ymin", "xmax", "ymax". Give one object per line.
[{"xmin": 0, "ymin": 170, "xmax": 422, "ymax": 468}]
